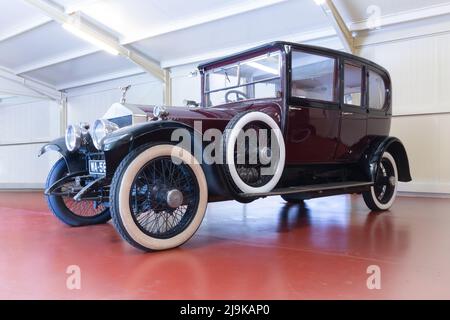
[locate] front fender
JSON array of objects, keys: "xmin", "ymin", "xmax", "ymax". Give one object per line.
[
  {"xmin": 38, "ymin": 137, "xmax": 86, "ymax": 174},
  {"xmin": 38, "ymin": 137, "xmax": 68, "ymax": 158},
  {"xmin": 102, "ymin": 120, "xmax": 234, "ymax": 200},
  {"xmin": 363, "ymin": 137, "xmax": 412, "ymax": 183},
  {"xmin": 102, "ymin": 121, "xmax": 197, "ymax": 175}
]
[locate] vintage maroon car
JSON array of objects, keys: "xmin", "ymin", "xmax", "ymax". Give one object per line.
[{"xmin": 40, "ymin": 42, "xmax": 411, "ymax": 251}]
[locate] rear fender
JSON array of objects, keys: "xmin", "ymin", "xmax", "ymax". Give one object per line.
[{"xmin": 362, "ymin": 137, "xmax": 412, "ymax": 183}]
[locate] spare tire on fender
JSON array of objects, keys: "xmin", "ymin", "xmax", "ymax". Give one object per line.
[{"xmin": 222, "ymin": 111, "xmax": 286, "ymax": 194}]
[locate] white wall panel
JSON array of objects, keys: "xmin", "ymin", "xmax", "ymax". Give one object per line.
[
  {"xmin": 67, "ymin": 74, "xmax": 164, "ymax": 125},
  {"xmin": 358, "ymin": 32, "xmax": 450, "ymax": 116},
  {"xmin": 0, "ymin": 143, "xmax": 59, "ymax": 188},
  {"xmin": 0, "ymin": 100, "xmax": 61, "ymax": 188},
  {"xmin": 0, "ymin": 100, "xmax": 60, "ymax": 144},
  {"xmin": 358, "ymin": 29, "xmax": 450, "ymax": 194},
  {"xmin": 392, "ymin": 115, "xmax": 450, "ymax": 194}
]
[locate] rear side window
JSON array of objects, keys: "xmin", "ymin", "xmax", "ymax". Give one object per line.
[
  {"xmin": 368, "ymin": 70, "xmax": 387, "ymax": 110},
  {"xmin": 343, "ymin": 63, "xmax": 363, "ymax": 107},
  {"xmin": 291, "ymin": 50, "xmax": 337, "ymax": 102}
]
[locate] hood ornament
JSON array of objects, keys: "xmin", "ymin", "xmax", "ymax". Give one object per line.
[
  {"xmin": 120, "ymin": 85, "xmax": 131, "ymax": 104},
  {"xmin": 153, "ymin": 105, "xmax": 169, "ymax": 120}
]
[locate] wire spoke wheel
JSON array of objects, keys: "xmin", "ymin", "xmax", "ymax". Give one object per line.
[
  {"xmin": 223, "ymin": 111, "xmax": 286, "ymax": 194},
  {"xmin": 45, "ymin": 158, "xmax": 111, "ymax": 227},
  {"xmin": 129, "ymin": 156, "xmax": 200, "ymax": 239},
  {"xmin": 363, "ymin": 152, "xmax": 398, "ymax": 211},
  {"xmin": 55, "ymin": 179, "xmax": 107, "ymax": 218},
  {"xmin": 234, "ymin": 121, "xmax": 274, "ymax": 188},
  {"xmin": 62, "ymin": 196, "xmax": 106, "ymax": 217},
  {"xmin": 373, "ymin": 157, "xmax": 396, "ymax": 205}
]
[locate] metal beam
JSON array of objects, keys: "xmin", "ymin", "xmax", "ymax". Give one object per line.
[
  {"xmin": 0, "ymin": 67, "xmax": 62, "ymax": 100},
  {"xmin": 59, "ymin": 96, "xmax": 68, "ymax": 136},
  {"xmin": 316, "ymin": 0, "xmax": 354, "ymax": 54},
  {"xmin": 0, "ymin": 17, "xmax": 52, "ymax": 43},
  {"xmin": 0, "ymin": 88, "xmax": 48, "ymax": 100},
  {"xmin": 163, "ymin": 70, "xmax": 172, "ymax": 106},
  {"xmin": 23, "ymin": 0, "xmax": 165, "ymax": 83},
  {"xmin": 55, "ymin": 68, "xmax": 145, "ymax": 90},
  {"xmin": 15, "ymin": 48, "xmax": 98, "ymax": 74}
]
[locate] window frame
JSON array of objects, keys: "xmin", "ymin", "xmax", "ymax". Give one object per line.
[
  {"xmin": 203, "ymin": 50, "xmax": 283, "ymax": 108},
  {"xmin": 341, "ymin": 59, "xmax": 367, "ymax": 109},
  {"xmin": 340, "ymin": 58, "xmax": 368, "ymax": 114},
  {"xmin": 288, "ymin": 48, "xmax": 340, "ymax": 110},
  {"xmin": 366, "ymin": 66, "xmax": 390, "ymax": 115}
]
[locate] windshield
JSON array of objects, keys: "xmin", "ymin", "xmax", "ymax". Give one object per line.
[{"xmin": 204, "ymin": 51, "xmax": 282, "ymax": 107}]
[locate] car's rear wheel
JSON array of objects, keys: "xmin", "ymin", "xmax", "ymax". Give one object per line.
[
  {"xmin": 46, "ymin": 158, "xmax": 111, "ymax": 227},
  {"xmin": 110, "ymin": 143, "xmax": 208, "ymax": 251},
  {"xmin": 363, "ymin": 152, "xmax": 398, "ymax": 211}
]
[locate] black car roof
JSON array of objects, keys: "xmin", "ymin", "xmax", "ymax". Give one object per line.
[{"xmin": 198, "ymin": 41, "xmax": 389, "ymax": 77}]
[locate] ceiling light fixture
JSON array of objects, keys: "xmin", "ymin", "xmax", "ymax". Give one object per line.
[
  {"xmin": 313, "ymin": 0, "xmax": 326, "ymax": 6},
  {"xmin": 62, "ymin": 23, "xmax": 119, "ymax": 56}
]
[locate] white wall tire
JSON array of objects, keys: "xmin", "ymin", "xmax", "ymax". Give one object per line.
[
  {"xmin": 224, "ymin": 111, "xmax": 286, "ymax": 194},
  {"xmin": 363, "ymin": 151, "xmax": 398, "ymax": 211},
  {"xmin": 110, "ymin": 144, "xmax": 208, "ymax": 251}
]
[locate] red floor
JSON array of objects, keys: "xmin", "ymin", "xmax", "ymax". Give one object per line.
[{"xmin": 0, "ymin": 191, "xmax": 449, "ymax": 300}]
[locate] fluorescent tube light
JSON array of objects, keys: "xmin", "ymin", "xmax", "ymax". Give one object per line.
[{"xmin": 62, "ymin": 23, "xmax": 119, "ymax": 56}]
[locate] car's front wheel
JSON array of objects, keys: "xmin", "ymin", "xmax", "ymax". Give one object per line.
[
  {"xmin": 110, "ymin": 143, "xmax": 208, "ymax": 251},
  {"xmin": 46, "ymin": 158, "xmax": 111, "ymax": 227},
  {"xmin": 363, "ymin": 152, "xmax": 399, "ymax": 211}
]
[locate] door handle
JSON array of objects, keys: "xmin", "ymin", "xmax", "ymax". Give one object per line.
[{"xmin": 342, "ymin": 112, "xmax": 354, "ymax": 116}]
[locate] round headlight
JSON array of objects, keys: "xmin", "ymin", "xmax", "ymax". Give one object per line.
[
  {"xmin": 91, "ymin": 119, "xmax": 119, "ymax": 150},
  {"xmin": 65, "ymin": 124, "xmax": 82, "ymax": 152}
]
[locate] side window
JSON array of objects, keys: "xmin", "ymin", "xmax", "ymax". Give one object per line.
[
  {"xmin": 343, "ymin": 63, "xmax": 363, "ymax": 107},
  {"xmin": 291, "ymin": 50, "xmax": 337, "ymax": 102},
  {"xmin": 368, "ymin": 70, "xmax": 387, "ymax": 110}
]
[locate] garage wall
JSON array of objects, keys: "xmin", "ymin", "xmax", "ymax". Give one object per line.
[
  {"xmin": 0, "ymin": 100, "xmax": 61, "ymax": 188},
  {"xmin": 357, "ymin": 16, "xmax": 450, "ymax": 194},
  {"xmin": 66, "ymin": 65, "xmax": 201, "ymax": 125}
]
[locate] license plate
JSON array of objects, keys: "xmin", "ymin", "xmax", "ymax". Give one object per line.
[{"xmin": 89, "ymin": 160, "xmax": 106, "ymax": 175}]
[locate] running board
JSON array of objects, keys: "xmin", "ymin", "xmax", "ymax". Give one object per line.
[{"xmin": 241, "ymin": 181, "xmax": 373, "ymax": 198}]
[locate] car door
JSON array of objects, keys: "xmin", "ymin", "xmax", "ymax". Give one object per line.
[
  {"xmin": 285, "ymin": 49, "xmax": 340, "ymax": 164},
  {"xmin": 335, "ymin": 60, "xmax": 368, "ymax": 162}
]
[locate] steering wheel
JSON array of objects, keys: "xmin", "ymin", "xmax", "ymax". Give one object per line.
[{"xmin": 225, "ymin": 90, "xmax": 249, "ymax": 103}]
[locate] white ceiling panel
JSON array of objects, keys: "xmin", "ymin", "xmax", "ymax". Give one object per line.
[
  {"xmin": 335, "ymin": 0, "xmax": 450, "ymax": 23},
  {"xmin": 0, "ymin": 0, "xmax": 51, "ymax": 40},
  {"xmin": 22, "ymin": 51, "xmax": 136, "ymax": 88},
  {"xmin": 55, "ymin": 0, "xmax": 288, "ymax": 41},
  {"xmin": 0, "ymin": 21, "xmax": 95, "ymax": 71},
  {"xmin": 131, "ymin": 0, "xmax": 329, "ymax": 63}
]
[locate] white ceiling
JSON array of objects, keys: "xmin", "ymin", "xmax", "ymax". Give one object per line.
[{"xmin": 0, "ymin": 0, "xmax": 449, "ymax": 95}]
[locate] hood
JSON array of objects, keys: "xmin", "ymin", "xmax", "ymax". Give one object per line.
[
  {"xmin": 136, "ymin": 105, "xmax": 237, "ymax": 122},
  {"xmin": 102, "ymin": 101, "xmax": 282, "ymax": 132}
]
